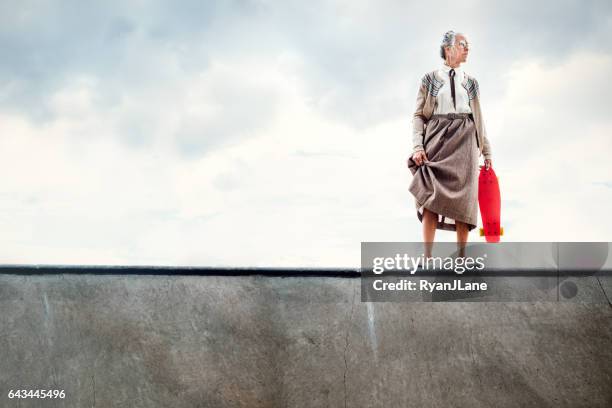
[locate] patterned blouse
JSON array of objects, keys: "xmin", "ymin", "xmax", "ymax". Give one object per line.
[{"xmin": 434, "ymin": 63, "xmax": 472, "ymax": 114}]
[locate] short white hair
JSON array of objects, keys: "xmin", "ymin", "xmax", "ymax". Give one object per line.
[{"xmin": 440, "ymin": 30, "xmax": 465, "ymax": 59}]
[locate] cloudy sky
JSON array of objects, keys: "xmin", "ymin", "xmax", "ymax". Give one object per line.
[{"xmin": 1, "ymin": 0, "xmax": 611, "ymax": 267}]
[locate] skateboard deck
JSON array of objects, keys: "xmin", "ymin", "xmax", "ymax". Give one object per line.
[{"xmin": 478, "ymin": 166, "xmax": 503, "ymax": 243}]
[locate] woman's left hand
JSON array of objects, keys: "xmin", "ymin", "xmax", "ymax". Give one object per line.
[{"xmin": 484, "ymin": 159, "xmax": 492, "ymax": 170}]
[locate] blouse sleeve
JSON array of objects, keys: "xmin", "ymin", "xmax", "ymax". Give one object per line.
[
  {"xmin": 412, "ymin": 77, "xmax": 428, "ymax": 153},
  {"xmin": 474, "ymin": 79, "xmax": 492, "ymax": 160}
]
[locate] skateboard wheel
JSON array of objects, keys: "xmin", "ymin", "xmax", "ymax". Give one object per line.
[
  {"xmin": 479, "ymin": 228, "xmax": 484, "ymax": 236},
  {"xmin": 500, "ymin": 227, "xmax": 504, "ymax": 235}
]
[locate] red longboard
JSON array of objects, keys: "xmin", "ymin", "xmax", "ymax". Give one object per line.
[{"xmin": 478, "ymin": 166, "xmax": 503, "ymax": 243}]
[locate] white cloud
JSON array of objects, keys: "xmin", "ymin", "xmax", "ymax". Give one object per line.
[
  {"xmin": 1, "ymin": 1, "xmax": 612, "ymax": 267},
  {"xmin": 487, "ymin": 52, "xmax": 612, "ymax": 242}
]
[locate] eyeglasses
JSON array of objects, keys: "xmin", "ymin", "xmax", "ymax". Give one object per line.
[{"xmin": 457, "ymin": 40, "xmax": 470, "ymax": 49}]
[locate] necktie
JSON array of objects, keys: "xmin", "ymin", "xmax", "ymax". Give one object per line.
[{"xmin": 449, "ymin": 69, "xmax": 456, "ymax": 110}]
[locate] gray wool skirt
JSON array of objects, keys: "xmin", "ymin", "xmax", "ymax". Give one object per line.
[{"xmin": 408, "ymin": 113, "xmax": 479, "ymax": 231}]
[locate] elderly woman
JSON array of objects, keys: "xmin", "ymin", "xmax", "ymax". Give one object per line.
[{"xmin": 407, "ymin": 30, "xmax": 492, "ymax": 257}]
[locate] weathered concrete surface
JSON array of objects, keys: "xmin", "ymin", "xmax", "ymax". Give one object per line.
[{"xmin": 1, "ymin": 274, "xmax": 611, "ymax": 407}]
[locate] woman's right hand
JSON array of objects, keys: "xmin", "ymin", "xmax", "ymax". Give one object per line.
[{"xmin": 411, "ymin": 150, "xmax": 428, "ymax": 166}]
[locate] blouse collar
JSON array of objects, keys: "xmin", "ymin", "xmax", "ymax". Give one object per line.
[{"xmin": 438, "ymin": 62, "xmax": 465, "ymax": 83}]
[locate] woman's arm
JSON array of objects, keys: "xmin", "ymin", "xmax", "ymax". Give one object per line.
[
  {"xmin": 412, "ymin": 80, "xmax": 428, "ymax": 153},
  {"xmin": 477, "ymin": 82, "xmax": 492, "ymax": 159},
  {"xmin": 473, "ymin": 78, "xmax": 492, "ymax": 166},
  {"xmin": 482, "ymin": 137, "xmax": 492, "ymax": 169},
  {"xmin": 482, "ymin": 134, "xmax": 492, "ymax": 160}
]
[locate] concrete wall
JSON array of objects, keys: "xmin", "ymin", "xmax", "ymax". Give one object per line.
[{"xmin": 1, "ymin": 274, "xmax": 611, "ymax": 407}]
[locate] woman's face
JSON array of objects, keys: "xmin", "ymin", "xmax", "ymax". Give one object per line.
[{"xmin": 446, "ymin": 34, "xmax": 470, "ymax": 65}]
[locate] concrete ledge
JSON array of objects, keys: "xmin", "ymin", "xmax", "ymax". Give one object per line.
[
  {"xmin": 1, "ymin": 274, "xmax": 611, "ymax": 407},
  {"xmin": 0, "ymin": 265, "xmax": 360, "ymax": 277}
]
